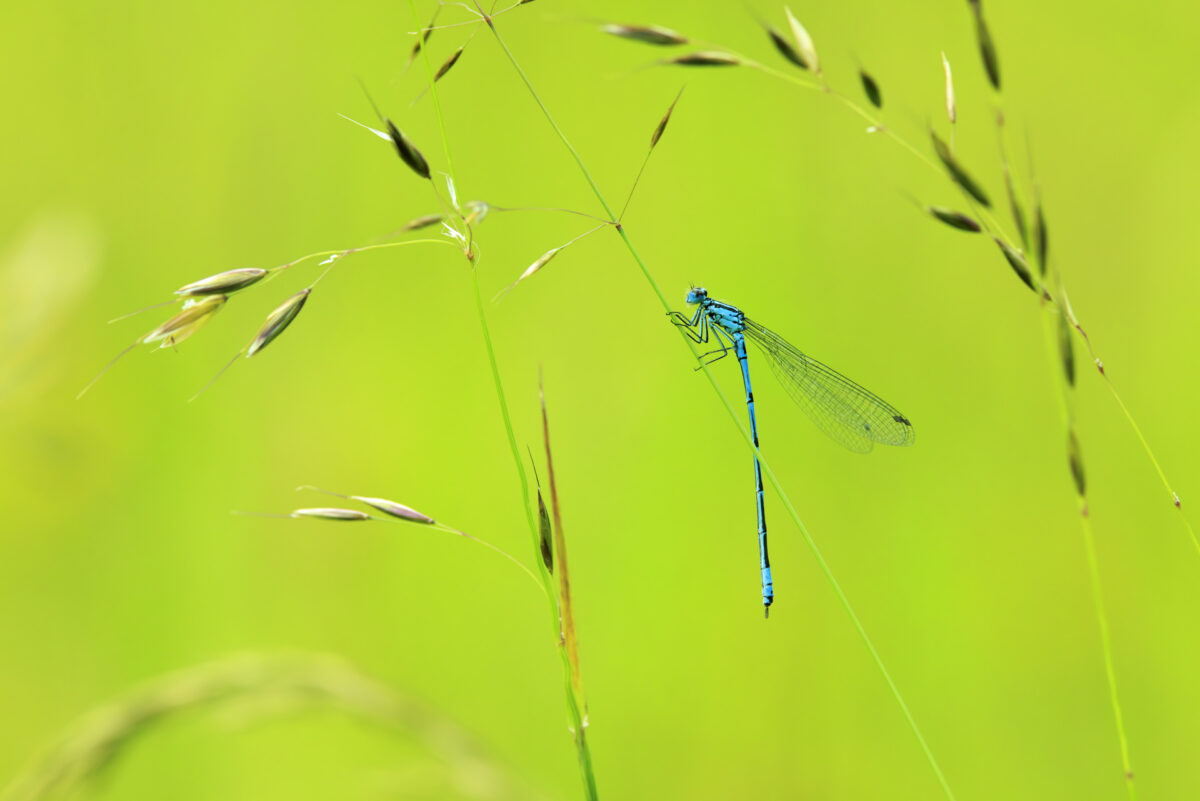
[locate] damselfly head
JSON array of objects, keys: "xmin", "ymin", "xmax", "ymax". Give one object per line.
[{"xmin": 686, "ymin": 287, "xmax": 707, "ymax": 304}]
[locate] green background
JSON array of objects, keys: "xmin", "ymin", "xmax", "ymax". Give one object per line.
[{"xmin": 2, "ymin": 1, "xmax": 1198, "ymax": 799}]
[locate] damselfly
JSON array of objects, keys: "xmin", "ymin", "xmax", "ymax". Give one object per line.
[{"xmin": 670, "ymin": 287, "xmax": 914, "ymax": 616}]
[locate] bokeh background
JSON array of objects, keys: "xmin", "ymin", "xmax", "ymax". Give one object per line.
[{"xmin": 3, "ymin": 1, "xmax": 1199, "ymax": 799}]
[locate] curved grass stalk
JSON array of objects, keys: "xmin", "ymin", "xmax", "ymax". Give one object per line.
[{"xmin": 481, "ymin": 15, "xmax": 957, "ymax": 801}]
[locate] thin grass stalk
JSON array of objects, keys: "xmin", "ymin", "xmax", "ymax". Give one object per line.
[
  {"xmin": 405, "ymin": 6, "xmax": 599, "ymax": 791},
  {"xmin": 482, "ymin": 18, "xmax": 957, "ymax": 801}
]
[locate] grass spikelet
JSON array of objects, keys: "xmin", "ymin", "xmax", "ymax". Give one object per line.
[
  {"xmin": 1058, "ymin": 306, "xmax": 1076, "ymax": 386},
  {"xmin": 969, "ymin": 1, "xmax": 1001, "ymax": 90},
  {"xmin": 529, "ymin": 453, "xmax": 554, "ymax": 573},
  {"xmin": 351, "ymin": 496, "xmax": 436, "ymax": 525},
  {"xmin": 859, "ymin": 69, "xmax": 882, "ymax": 108},
  {"xmin": 667, "ymin": 51, "xmax": 741, "ymax": 67},
  {"xmin": 291, "ymin": 507, "xmax": 372, "ymax": 521},
  {"xmin": 1034, "ymin": 201, "xmax": 1049, "ymax": 274},
  {"xmin": 406, "ymin": 9, "xmax": 438, "ymax": 67},
  {"xmin": 764, "ymin": 25, "xmax": 806, "ymax": 69},
  {"xmin": 784, "ymin": 6, "xmax": 820, "ymax": 74},
  {"xmin": 142, "ymin": 295, "xmax": 226, "ymax": 346},
  {"xmin": 400, "ymin": 213, "xmax": 444, "ymax": 232},
  {"xmin": 931, "ymin": 131, "xmax": 991, "ymax": 207},
  {"xmin": 1003, "ymin": 167, "xmax": 1030, "ymax": 251},
  {"xmin": 650, "ymin": 86, "xmax": 684, "ymax": 149},
  {"xmin": 941, "ymin": 52, "xmax": 956, "ymax": 124},
  {"xmin": 175, "ymin": 268, "xmax": 267, "ymax": 297},
  {"xmin": 246, "ymin": 289, "xmax": 309, "ymax": 358},
  {"xmin": 1068, "ymin": 429, "xmax": 1086, "ymax": 497},
  {"xmin": 385, "ymin": 120, "xmax": 431, "ymax": 180},
  {"xmin": 994, "ymin": 238, "xmax": 1036, "ymax": 292},
  {"xmin": 928, "ymin": 206, "xmax": 980, "ymax": 232},
  {"xmin": 602, "ymin": 23, "xmax": 687, "ymax": 45},
  {"xmin": 434, "ymin": 47, "xmax": 464, "ymax": 82}
]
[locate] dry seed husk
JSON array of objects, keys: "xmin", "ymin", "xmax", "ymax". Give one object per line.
[
  {"xmin": 435, "ymin": 47, "xmax": 463, "ymax": 82},
  {"xmin": 536, "ymin": 489, "xmax": 553, "ymax": 572},
  {"xmin": 994, "ymin": 238, "xmax": 1036, "ymax": 293},
  {"xmin": 784, "ymin": 7, "xmax": 819, "ymax": 73},
  {"xmin": 942, "ymin": 52, "xmax": 956, "ymax": 124},
  {"xmin": 928, "ymin": 206, "xmax": 981, "ymax": 232},
  {"xmin": 859, "ymin": 69, "xmax": 882, "ymax": 108},
  {"xmin": 603, "ymin": 23, "xmax": 687, "ymax": 45},
  {"xmin": 668, "ymin": 51, "xmax": 740, "ymax": 67},
  {"xmin": 176, "ymin": 268, "xmax": 267, "ymax": 296},
  {"xmin": 1057, "ymin": 307, "xmax": 1075, "ymax": 386},
  {"xmin": 292, "ymin": 507, "xmax": 371, "ymax": 521},
  {"xmin": 650, "ymin": 88, "xmax": 684, "ymax": 148},
  {"xmin": 400, "ymin": 213, "xmax": 444, "ymax": 232},
  {"xmin": 351, "ymin": 496, "xmax": 435, "ymax": 524},
  {"xmin": 142, "ymin": 295, "xmax": 226, "ymax": 345},
  {"xmin": 385, "ymin": 120, "xmax": 431, "ymax": 180},
  {"xmin": 247, "ymin": 289, "xmax": 309, "ymax": 358},
  {"xmin": 1067, "ymin": 430, "xmax": 1086, "ymax": 497},
  {"xmin": 931, "ymin": 132, "xmax": 991, "ymax": 207}
]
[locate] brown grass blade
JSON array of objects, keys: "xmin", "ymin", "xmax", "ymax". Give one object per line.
[{"xmin": 539, "ymin": 372, "xmax": 582, "ymax": 699}]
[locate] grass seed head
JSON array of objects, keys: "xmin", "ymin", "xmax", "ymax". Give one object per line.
[
  {"xmin": 142, "ymin": 295, "xmax": 226, "ymax": 347},
  {"xmin": 603, "ymin": 23, "xmax": 687, "ymax": 45},
  {"xmin": 931, "ymin": 131, "xmax": 991, "ymax": 207},
  {"xmin": 435, "ymin": 47, "xmax": 464, "ymax": 82},
  {"xmin": 859, "ymin": 69, "xmax": 882, "ymax": 108},
  {"xmin": 385, "ymin": 120, "xmax": 431, "ymax": 180},
  {"xmin": 247, "ymin": 289, "xmax": 309, "ymax": 358},
  {"xmin": 351, "ymin": 496, "xmax": 436, "ymax": 524},
  {"xmin": 667, "ymin": 51, "xmax": 741, "ymax": 67},
  {"xmin": 175, "ymin": 268, "xmax": 267, "ymax": 297},
  {"xmin": 928, "ymin": 206, "xmax": 981, "ymax": 232},
  {"xmin": 994, "ymin": 238, "xmax": 1036, "ymax": 293},
  {"xmin": 784, "ymin": 7, "xmax": 820, "ymax": 73},
  {"xmin": 292, "ymin": 507, "xmax": 371, "ymax": 521}
]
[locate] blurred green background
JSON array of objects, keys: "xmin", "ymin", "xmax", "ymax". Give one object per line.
[{"xmin": 3, "ymin": 1, "xmax": 1199, "ymax": 799}]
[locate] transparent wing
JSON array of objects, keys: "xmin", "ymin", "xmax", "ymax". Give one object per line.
[{"xmin": 743, "ymin": 318, "xmax": 915, "ymax": 453}]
